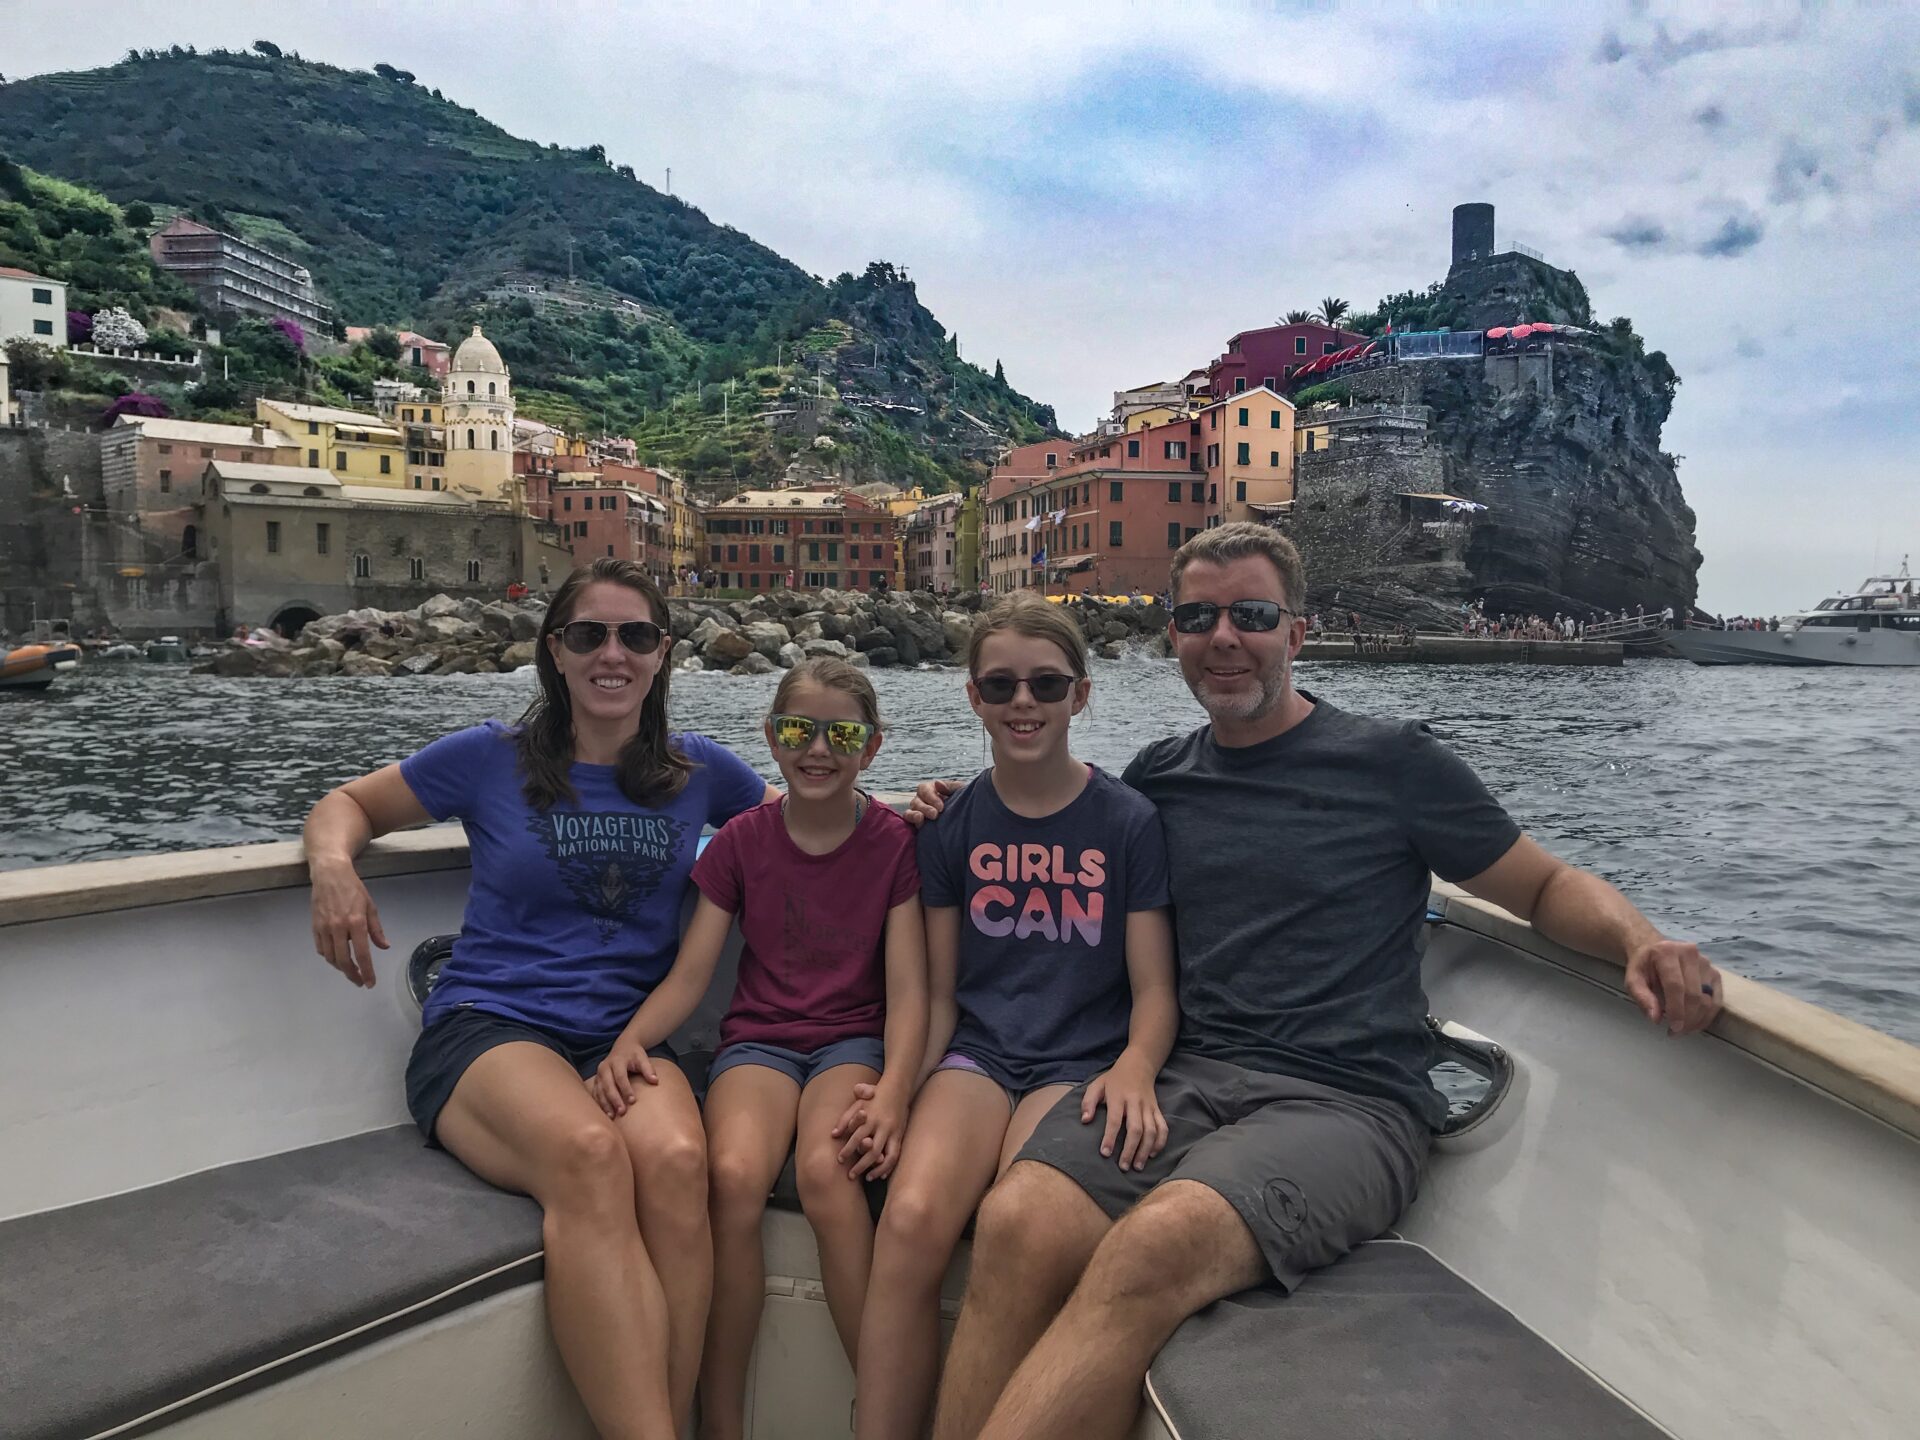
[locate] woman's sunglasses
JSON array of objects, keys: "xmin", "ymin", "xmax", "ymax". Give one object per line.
[
  {"xmin": 770, "ymin": 713, "xmax": 876, "ymax": 755},
  {"xmin": 558, "ymin": 619, "xmax": 665, "ymax": 656},
  {"xmin": 972, "ymin": 672, "xmax": 1076, "ymax": 704},
  {"xmin": 1170, "ymin": 600, "xmax": 1292, "ymax": 634}
]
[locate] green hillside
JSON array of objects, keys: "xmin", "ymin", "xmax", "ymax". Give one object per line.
[{"xmin": 0, "ymin": 45, "xmax": 1057, "ymax": 490}]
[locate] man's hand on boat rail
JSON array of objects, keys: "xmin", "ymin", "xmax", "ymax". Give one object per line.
[
  {"xmin": 1625, "ymin": 938, "xmax": 1722, "ymax": 1037},
  {"xmin": 309, "ymin": 860, "xmax": 389, "ymax": 988},
  {"xmin": 906, "ymin": 779, "xmax": 961, "ymax": 828}
]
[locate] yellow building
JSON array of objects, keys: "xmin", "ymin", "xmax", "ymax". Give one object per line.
[
  {"xmin": 1295, "ymin": 408, "xmax": 1333, "ymax": 457},
  {"xmin": 257, "ymin": 399, "xmax": 409, "ymax": 488},
  {"xmin": 1124, "ymin": 404, "xmax": 1189, "ymax": 432},
  {"xmin": 442, "ymin": 326, "xmax": 516, "ymax": 505},
  {"xmin": 1198, "ymin": 386, "xmax": 1296, "ymax": 526}
]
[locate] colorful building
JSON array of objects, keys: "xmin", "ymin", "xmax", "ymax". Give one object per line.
[
  {"xmin": 1207, "ymin": 321, "xmax": 1367, "ymax": 396},
  {"xmin": 1196, "ymin": 387, "xmax": 1296, "ymax": 525},
  {"xmin": 100, "ymin": 416, "xmax": 300, "ymax": 561},
  {"xmin": 553, "ymin": 476, "xmax": 668, "ymax": 575},
  {"xmin": 256, "ymin": 399, "xmax": 409, "ymax": 489},
  {"xmin": 701, "ymin": 488, "xmax": 897, "ymax": 593},
  {"xmin": 903, "ymin": 493, "xmax": 965, "ymax": 594},
  {"xmin": 346, "ymin": 327, "xmax": 451, "ymax": 378}
]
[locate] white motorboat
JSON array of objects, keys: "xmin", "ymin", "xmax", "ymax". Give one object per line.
[
  {"xmin": 2, "ymin": 819, "xmax": 1917, "ymax": 1440},
  {"xmin": 1671, "ymin": 563, "xmax": 1920, "ymax": 666}
]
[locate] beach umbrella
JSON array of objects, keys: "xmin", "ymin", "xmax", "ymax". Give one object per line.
[{"xmin": 1486, "ymin": 326, "xmax": 1509, "ymax": 339}]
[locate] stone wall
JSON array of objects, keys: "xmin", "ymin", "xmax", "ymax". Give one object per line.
[{"xmin": 0, "ymin": 428, "xmax": 104, "ymax": 633}]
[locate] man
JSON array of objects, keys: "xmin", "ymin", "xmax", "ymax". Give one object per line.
[{"xmin": 913, "ymin": 523, "xmax": 1720, "ymax": 1440}]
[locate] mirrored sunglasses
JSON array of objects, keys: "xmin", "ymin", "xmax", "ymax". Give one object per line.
[
  {"xmin": 1171, "ymin": 600, "xmax": 1291, "ymax": 634},
  {"xmin": 770, "ymin": 713, "xmax": 876, "ymax": 755},
  {"xmin": 558, "ymin": 620, "xmax": 664, "ymax": 655},
  {"xmin": 972, "ymin": 672, "xmax": 1075, "ymax": 704}
]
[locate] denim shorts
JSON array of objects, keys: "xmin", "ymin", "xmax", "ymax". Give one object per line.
[
  {"xmin": 406, "ymin": 1005, "xmax": 675, "ymax": 1144},
  {"xmin": 707, "ymin": 1035, "xmax": 886, "ymax": 1091}
]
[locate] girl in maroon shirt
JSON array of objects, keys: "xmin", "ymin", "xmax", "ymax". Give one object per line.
[{"xmin": 589, "ymin": 658, "xmax": 927, "ymax": 1440}]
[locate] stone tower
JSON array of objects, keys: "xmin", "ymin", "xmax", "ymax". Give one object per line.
[
  {"xmin": 1451, "ymin": 203, "xmax": 1495, "ymax": 269},
  {"xmin": 442, "ymin": 325, "xmax": 514, "ymax": 504}
]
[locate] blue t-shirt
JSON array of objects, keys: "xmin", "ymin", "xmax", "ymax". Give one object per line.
[
  {"xmin": 400, "ymin": 720, "xmax": 767, "ymax": 1041},
  {"xmin": 917, "ymin": 767, "xmax": 1171, "ymax": 1092}
]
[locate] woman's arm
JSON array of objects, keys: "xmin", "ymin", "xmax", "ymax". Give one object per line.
[{"xmin": 304, "ymin": 764, "xmax": 434, "ymax": 988}]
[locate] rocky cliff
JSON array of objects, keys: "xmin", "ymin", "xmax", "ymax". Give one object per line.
[{"xmin": 1285, "ymin": 257, "xmax": 1699, "ymax": 623}]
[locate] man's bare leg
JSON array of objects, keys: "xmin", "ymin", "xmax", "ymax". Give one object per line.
[
  {"xmin": 977, "ymin": 1181, "xmax": 1265, "ymax": 1440},
  {"xmin": 930, "ymin": 1161, "xmax": 1111, "ymax": 1440}
]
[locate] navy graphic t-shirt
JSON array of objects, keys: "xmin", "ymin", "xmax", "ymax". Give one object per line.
[
  {"xmin": 917, "ymin": 767, "xmax": 1171, "ymax": 1092},
  {"xmin": 400, "ymin": 720, "xmax": 767, "ymax": 1041}
]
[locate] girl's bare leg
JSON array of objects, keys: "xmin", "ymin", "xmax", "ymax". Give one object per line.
[{"xmin": 793, "ymin": 1064, "xmax": 883, "ymax": 1361}]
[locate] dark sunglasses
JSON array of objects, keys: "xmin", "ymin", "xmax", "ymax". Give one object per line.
[
  {"xmin": 1171, "ymin": 600, "xmax": 1292, "ymax": 634},
  {"xmin": 558, "ymin": 619, "xmax": 665, "ymax": 656},
  {"xmin": 770, "ymin": 713, "xmax": 876, "ymax": 755},
  {"xmin": 973, "ymin": 672, "xmax": 1076, "ymax": 705}
]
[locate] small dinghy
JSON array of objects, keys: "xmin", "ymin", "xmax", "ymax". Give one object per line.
[
  {"xmin": 143, "ymin": 636, "xmax": 191, "ymax": 663},
  {"xmin": 1, "ymin": 814, "xmax": 1916, "ymax": 1440},
  {"xmin": 0, "ymin": 641, "xmax": 83, "ymax": 692}
]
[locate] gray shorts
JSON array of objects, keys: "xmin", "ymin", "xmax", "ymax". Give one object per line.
[
  {"xmin": 706, "ymin": 1035, "xmax": 885, "ymax": 1092},
  {"xmin": 1016, "ymin": 1050, "xmax": 1429, "ymax": 1290}
]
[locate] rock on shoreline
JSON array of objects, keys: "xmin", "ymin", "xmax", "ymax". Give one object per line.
[{"xmin": 192, "ymin": 589, "xmax": 1174, "ymax": 679}]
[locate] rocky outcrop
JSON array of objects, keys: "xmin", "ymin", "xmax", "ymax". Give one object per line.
[
  {"xmin": 1284, "ymin": 259, "xmax": 1699, "ymax": 625},
  {"xmin": 190, "ymin": 588, "xmax": 1176, "ymax": 678}
]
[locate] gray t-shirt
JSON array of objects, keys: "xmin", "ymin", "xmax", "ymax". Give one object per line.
[
  {"xmin": 919, "ymin": 767, "xmax": 1171, "ymax": 1092},
  {"xmin": 1122, "ymin": 693, "xmax": 1520, "ymax": 1128}
]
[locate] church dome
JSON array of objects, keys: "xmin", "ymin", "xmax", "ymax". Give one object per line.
[{"xmin": 450, "ymin": 324, "xmax": 508, "ymax": 376}]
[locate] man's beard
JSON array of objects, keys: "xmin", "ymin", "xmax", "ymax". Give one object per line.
[{"xmin": 1188, "ymin": 653, "xmax": 1290, "ymax": 722}]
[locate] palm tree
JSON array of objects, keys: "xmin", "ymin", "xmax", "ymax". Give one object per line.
[
  {"xmin": 1282, "ymin": 309, "xmax": 1313, "ymax": 325},
  {"xmin": 1316, "ymin": 298, "xmax": 1350, "ymax": 326}
]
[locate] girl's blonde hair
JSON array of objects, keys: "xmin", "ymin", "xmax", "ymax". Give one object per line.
[
  {"xmin": 770, "ymin": 656, "xmax": 883, "ymax": 728},
  {"xmin": 966, "ymin": 593, "xmax": 1089, "ymax": 679}
]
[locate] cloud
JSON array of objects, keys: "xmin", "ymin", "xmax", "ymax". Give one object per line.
[
  {"xmin": 1606, "ymin": 217, "xmax": 1670, "ymax": 250},
  {"xmin": 1698, "ymin": 211, "xmax": 1765, "ymax": 258},
  {"xmin": 1769, "ymin": 138, "xmax": 1833, "ymax": 204}
]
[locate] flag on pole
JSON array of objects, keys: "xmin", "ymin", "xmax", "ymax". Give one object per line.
[{"xmin": 1031, "ymin": 548, "xmax": 1046, "ymax": 567}]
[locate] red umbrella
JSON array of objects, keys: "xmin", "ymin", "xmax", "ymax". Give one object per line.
[
  {"xmin": 1511, "ymin": 324, "xmax": 1534, "ymax": 339},
  {"xmin": 1531, "ymin": 322, "xmax": 1555, "ymax": 332},
  {"xmin": 1486, "ymin": 326, "xmax": 1509, "ymax": 339}
]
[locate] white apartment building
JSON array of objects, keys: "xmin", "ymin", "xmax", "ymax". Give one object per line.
[{"xmin": 0, "ymin": 266, "xmax": 68, "ymax": 348}]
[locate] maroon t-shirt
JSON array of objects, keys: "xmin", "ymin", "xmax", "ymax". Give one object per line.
[{"xmin": 693, "ymin": 799, "xmax": 920, "ymax": 1052}]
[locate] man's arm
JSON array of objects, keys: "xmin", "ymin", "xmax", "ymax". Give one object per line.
[{"xmin": 1457, "ymin": 834, "xmax": 1721, "ymax": 1036}]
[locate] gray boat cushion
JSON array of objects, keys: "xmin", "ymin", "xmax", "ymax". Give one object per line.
[
  {"xmin": 1145, "ymin": 1239, "xmax": 1669, "ymax": 1439},
  {"xmin": 0, "ymin": 1125, "xmax": 543, "ymax": 1440}
]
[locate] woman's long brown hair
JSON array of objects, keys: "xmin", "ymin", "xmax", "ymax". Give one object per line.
[{"xmin": 515, "ymin": 558, "xmax": 692, "ymax": 810}]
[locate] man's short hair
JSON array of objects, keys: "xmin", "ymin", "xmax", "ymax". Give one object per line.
[{"xmin": 1169, "ymin": 523, "xmax": 1306, "ymax": 612}]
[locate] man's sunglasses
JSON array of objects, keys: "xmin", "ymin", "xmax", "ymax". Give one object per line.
[
  {"xmin": 558, "ymin": 620, "xmax": 665, "ymax": 655},
  {"xmin": 770, "ymin": 713, "xmax": 876, "ymax": 755},
  {"xmin": 1171, "ymin": 600, "xmax": 1293, "ymax": 635},
  {"xmin": 972, "ymin": 672, "xmax": 1076, "ymax": 704}
]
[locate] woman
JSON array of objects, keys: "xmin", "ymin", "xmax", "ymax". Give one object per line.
[{"xmin": 305, "ymin": 558, "xmax": 776, "ymax": 1440}]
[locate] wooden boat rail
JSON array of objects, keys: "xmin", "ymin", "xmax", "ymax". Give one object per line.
[{"xmin": 5, "ymin": 819, "xmax": 1918, "ymax": 1147}]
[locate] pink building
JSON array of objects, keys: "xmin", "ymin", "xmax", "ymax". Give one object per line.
[
  {"xmin": 346, "ymin": 328, "xmax": 451, "ymax": 378},
  {"xmin": 1207, "ymin": 321, "xmax": 1367, "ymax": 396}
]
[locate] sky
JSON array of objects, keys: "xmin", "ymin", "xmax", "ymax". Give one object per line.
[{"xmin": 5, "ymin": 1, "xmax": 1917, "ymax": 613}]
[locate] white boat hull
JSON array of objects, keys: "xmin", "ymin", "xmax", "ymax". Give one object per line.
[
  {"xmin": 3, "ymin": 834, "xmax": 1917, "ymax": 1439},
  {"xmin": 1670, "ymin": 625, "xmax": 1920, "ymax": 666}
]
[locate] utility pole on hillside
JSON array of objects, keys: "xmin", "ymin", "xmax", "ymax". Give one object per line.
[{"xmin": 666, "ymin": 167, "xmax": 672, "ymax": 196}]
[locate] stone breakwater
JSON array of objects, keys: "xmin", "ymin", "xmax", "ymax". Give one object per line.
[{"xmin": 191, "ymin": 590, "xmax": 1175, "ymax": 679}]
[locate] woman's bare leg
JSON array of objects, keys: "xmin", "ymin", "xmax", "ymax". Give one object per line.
[
  {"xmin": 435, "ymin": 1042, "xmax": 676, "ymax": 1440},
  {"xmin": 853, "ymin": 1070, "xmax": 1012, "ymax": 1440},
  {"xmin": 698, "ymin": 1064, "xmax": 802, "ymax": 1440},
  {"xmin": 793, "ymin": 1064, "xmax": 882, "ymax": 1362},
  {"xmin": 612, "ymin": 1059, "xmax": 713, "ymax": 1431}
]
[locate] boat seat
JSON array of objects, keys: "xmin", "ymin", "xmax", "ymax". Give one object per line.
[
  {"xmin": 0, "ymin": 1125, "xmax": 544, "ymax": 1440},
  {"xmin": 1144, "ymin": 1239, "xmax": 1667, "ymax": 1439}
]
